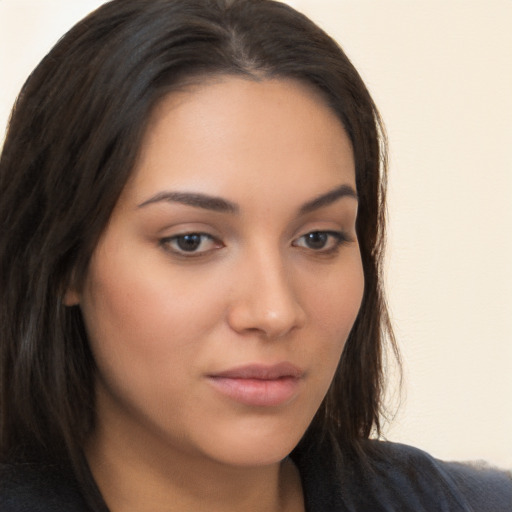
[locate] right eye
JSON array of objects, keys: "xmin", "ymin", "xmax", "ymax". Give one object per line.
[{"xmin": 160, "ymin": 233, "xmax": 223, "ymax": 256}]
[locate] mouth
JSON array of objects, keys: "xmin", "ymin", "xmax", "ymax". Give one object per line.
[{"xmin": 207, "ymin": 363, "xmax": 303, "ymax": 407}]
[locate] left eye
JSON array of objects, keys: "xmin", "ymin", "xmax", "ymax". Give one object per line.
[
  {"xmin": 161, "ymin": 233, "xmax": 221, "ymax": 255},
  {"xmin": 293, "ymin": 231, "xmax": 348, "ymax": 251}
]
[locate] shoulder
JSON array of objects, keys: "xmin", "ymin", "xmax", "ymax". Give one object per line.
[
  {"xmin": 360, "ymin": 440, "xmax": 512, "ymax": 511},
  {"xmin": 292, "ymin": 436, "xmax": 512, "ymax": 511},
  {"xmin": 0, "ymin": 460, "xmax": 89, "ymax": 512}
]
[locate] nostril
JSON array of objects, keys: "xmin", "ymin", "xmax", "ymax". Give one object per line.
[{"xmin": 226, "ymin": 293, "xmax": 306, "ymax": 339}]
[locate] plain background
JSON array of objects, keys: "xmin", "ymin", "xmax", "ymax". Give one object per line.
[{"xmin": 1, "ymin": 0, "xmax": 511, "ymax": 467}]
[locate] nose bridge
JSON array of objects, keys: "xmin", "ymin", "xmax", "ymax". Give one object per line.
[{"xmin": 227, "ymin": 242, "xmax": 305, "ymax": 338}]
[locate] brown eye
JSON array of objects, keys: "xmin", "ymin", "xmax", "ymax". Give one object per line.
[
  {"xmin": 161, "ymin": 233, "xmax": 222, "ymax": 255},
  {"xmin": 175, "ymin": 234, "xmax": 203, "ymax": 252},
  {"xmin": 293, "ymin": 230, "xmax": 349, "ymax": 252},
  {"xmin": 303, "ymin": 232, "xmax": 329, "ymax": 250}
]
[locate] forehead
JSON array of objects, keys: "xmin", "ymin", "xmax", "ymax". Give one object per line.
[{"xmin": 122, "ymin": 76, "xmax": 355, "ymax": 208}]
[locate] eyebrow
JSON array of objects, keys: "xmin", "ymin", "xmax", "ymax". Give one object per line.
[
  {"xmin": 298, "ymin": 184, "xmax": 358, "ymax": 215},
  {"xmin": 137, "ymin": 191, "xmax": 239, "ymax": 213},
  {"xmin": 137, "ymin": 183, "xmax": 357, "ymax": 214}
]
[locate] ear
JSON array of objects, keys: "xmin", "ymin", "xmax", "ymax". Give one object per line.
[
  {"xmin": 63, "ymin": 287, "xmax": 80, "ymax": 306},
  {"xmin": 62, "ymin": 267, "xmax": 82, "ymax": 306}
]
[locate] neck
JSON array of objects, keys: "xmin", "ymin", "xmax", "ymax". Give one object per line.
[{"xmin": 85, "ymin": 416, "xmax": 304, "ymax": 512}]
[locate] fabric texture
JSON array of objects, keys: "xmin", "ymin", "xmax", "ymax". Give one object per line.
[
  {"xmin": 291, "ymin": 436, "xmax": 512, "ymax": 511},
  {"xmin": 1, "ymin": 437, "xmax": 511, "ymax": 511}
]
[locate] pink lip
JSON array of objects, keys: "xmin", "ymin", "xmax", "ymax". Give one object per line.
[{"xmin": 207, "ymin": 363, "xmax": 303, "ymax": 407}]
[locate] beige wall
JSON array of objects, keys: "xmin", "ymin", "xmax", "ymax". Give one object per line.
[{"xmin": 1, "ymin": 0, "xmax": 511, "ymax": 467}]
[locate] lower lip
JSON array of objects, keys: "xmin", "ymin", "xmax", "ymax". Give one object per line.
[{"xmin": 207, "ymin": 376, "xmax": 300, "ymax": 407}]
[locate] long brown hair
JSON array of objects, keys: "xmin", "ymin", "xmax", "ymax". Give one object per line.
[{"xmin": 0, "ymin": 0, "xmax": 397, "ymax": 506}]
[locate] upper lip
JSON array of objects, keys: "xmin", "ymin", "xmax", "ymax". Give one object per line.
[{"xmin": 209, "ymin": 362, "xmax": 303, "ymax": 380}]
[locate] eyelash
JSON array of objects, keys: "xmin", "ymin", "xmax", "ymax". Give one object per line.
[
  {"xmin": 292, "ymin": 230, "xmax": 351, "ymax": 254},
  {"xmin": 160, "ymin": 230, "xmax": 351, "ymax": 257},
  {"xmin": 160, "ymin": 233, "xmax": 222, "ymax": 257}
]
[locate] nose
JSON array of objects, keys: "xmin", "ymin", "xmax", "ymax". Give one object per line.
[{"xmin": 226, "ymin": 248, "xmax": 306, "ymax": 339}]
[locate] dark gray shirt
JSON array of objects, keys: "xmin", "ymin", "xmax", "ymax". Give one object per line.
[{"xmin": 1, "ymin": 437, "xmax": 511, "ymax": 511}]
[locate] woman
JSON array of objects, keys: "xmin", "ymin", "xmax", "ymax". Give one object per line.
[{"xmin": 0, "ymin": 1, "xmax": 510, "ymax": 510}]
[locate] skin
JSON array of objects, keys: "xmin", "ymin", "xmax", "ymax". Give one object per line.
[{"xmin": 66, "ymin": 77, "xmax": 364, "ymax": 512}]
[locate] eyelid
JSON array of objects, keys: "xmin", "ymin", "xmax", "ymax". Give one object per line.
[
  {"xmin": 292, "ymin": 229, "xmax": 352, "ymax": 253},
  {"xmin": 159, "ymin": 232, "xmax": 224, "ymax": 257}
]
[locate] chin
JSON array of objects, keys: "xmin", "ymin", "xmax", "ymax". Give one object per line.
[
  {"xmin": 209, "ymin": 443, "xmax": 296, "ymax": 468},
  {"xmin": 195, "ymin": 420, "xmax": 308, "ymax": 468}
]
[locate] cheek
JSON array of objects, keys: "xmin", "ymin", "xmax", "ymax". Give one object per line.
[
  {"xmin": 297, "ymin": 252, "xmax": 364, "ymax": 390},
  {"xmin": 81, "ymin": 270, "xmax": 159, "ymax": 402},
  {"xmin": 79, "ymin": 259, "xmax": 226, "ymax": 441},
  {"xmin": 78, "ymin": 247, "xmax": 222, "ymax": 397},
  {"xmin": 305, "ymin": 254, "xmax": 364, "ymax": 343},
  {"xmin": 81, "ymin": 239, "xmax": 220, "ymax": 343}
]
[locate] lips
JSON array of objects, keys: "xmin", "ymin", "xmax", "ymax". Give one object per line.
[{"xmin": 207, "ymin": 363, "xmax": 303, "ymax": 407}]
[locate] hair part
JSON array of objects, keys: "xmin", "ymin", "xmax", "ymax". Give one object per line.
[{"xmin": 0, "ymin": 0, "xmax": 398, "ymax": 504}]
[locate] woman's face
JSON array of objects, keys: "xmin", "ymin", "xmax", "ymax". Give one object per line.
[{"xmin": 70, "ymin": 77, "xmax": 364, "ymax": 468}]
